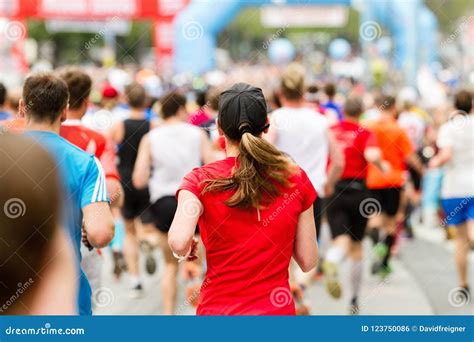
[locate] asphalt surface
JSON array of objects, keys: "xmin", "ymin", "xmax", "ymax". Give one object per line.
[{"xmin": 94, "ymin": 223, "xmax": 473, "ymax": 316}]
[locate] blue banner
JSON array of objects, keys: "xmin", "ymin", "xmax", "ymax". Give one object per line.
[{"xmin": 0, "ymin": 316, "xmax": 472, "ymax": 342}]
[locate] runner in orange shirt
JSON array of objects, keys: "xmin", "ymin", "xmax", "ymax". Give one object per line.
[{"xmin": 364, "ymin": 95, "xmax": 424, "ymax": 277}]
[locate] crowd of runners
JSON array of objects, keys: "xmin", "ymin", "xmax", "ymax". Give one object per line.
[{"xmin": 0, "ymin": 61, "xmax": 472, "ymax": 315}]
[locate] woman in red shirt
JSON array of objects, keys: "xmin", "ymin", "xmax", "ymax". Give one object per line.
[{"xmin": 168, "ymin": 83, "xmax": 318, "ymax": 315}]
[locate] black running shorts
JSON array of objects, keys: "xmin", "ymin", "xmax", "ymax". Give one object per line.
[
  {"xmin": 149, "ymin": 196, "xmax": 178, "ymax": 233},
  {"xmin": 326, "ymin": 180, "xmax": 369, "ymax": 242},
  {"xmin": 370, "ymin": 187, "xmax": 402, "ymax": 217},
  {"xmin": 121, "ymin": 186, "xmax": 153, "ymax": 223}
]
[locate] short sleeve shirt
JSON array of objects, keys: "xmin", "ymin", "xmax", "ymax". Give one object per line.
[
  {"xmin": 25, "ymin": 131, "xmax": 108, "ymax": 315},
  {"xmin": 331, "ymin": 120, "xmax": 377, "ymax": 180},
  {"xmin": 365, "ymin": 117, "xmax": 414, "ymax": 189},
  {"xmin": 177, "ymin": 157, "xmax": 316, "ymax": 315},
  {"xmin": 436, "ymin": 116, "xmax": 474, "ymax": 198}
]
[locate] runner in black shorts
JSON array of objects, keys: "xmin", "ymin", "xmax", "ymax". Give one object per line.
[
  {"xmin": 327, "ymin": 180, "xmax": 370, "ymax": 242},
  {"xmin": 323, "ymin": 97, "xmax": 387, "ymax": 315},
  {"xmin": 133, "ymin": 91, "xmax": 214, "ymax": 314},
  {"xmin": 364, "ymin": 95, "xmax": 424, "ymax": 279},
  {"xmin": 109, "ymin": 82, "xmax": 154, "ymax": 297},
  {"xmin": 370, "ymin": 187, "xmax": 401, "ymax": 217}
]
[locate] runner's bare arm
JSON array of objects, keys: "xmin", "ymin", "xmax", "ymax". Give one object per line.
[
  {"xmin": 82, "ymin": 202, "xmax": 114, "ymax": 248},
  {"xmin": 326, "ymin": 129, "xmax": 344, "ymax": 190},
  {"xmin": 132, "ymin": 134, "xmax": 151, "ymax": 189},
  {"xmin": 106, "ymin": 178, "xmax": 124, "ymax": 208},
  {"xmin": 168, "ymin": 190, "xmax": 201, "ymax": 257},
  {"xmin": 107, "ymin": 121, "xmax": 124, "ymax": 145},
  {"xmin": 428, "ymin": 146, "xmax": 453, "ymax": 168},
  {"xmin": 293, "ymin": 206, "xmax": 318, "ymax": 272},
  {"xmin": 364, "ymin": 147, "xmax": 388, "ymax": 172}
]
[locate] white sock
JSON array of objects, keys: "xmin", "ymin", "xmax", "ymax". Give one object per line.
[
  {"xmin": 350, "ymin": 260, "xmax": 363, "ymax": 300},
  {"xmin": 129, "ymin": 275, "xmax": 141, "ymax": 287},
  {"xmin": 325, "ymin": 245, "xmax": 345, "ymax": 264}
]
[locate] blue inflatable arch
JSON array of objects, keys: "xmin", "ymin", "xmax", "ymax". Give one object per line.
[{"xmin": 174, "ymin": 0, "xmax": 437, "ymax": 84}]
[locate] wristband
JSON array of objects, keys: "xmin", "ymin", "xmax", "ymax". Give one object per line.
[{"xmin": 172, "ymin": 248, "xmax": 191, "ymax": 263}]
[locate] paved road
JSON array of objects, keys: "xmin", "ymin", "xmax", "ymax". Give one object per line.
[{"xmin": 94, "ymin": 224, "xmax": 473, "ymax": 316}]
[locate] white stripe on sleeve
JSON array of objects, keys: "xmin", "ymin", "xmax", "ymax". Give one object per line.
[{"xmin": 93, "ymin": 157, "xmax": 107, "ymax": 202}]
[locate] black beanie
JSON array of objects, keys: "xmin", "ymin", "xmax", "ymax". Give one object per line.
[{"xmin": 218, "ymin": 83, "xmax": 268, "ymax": 141}]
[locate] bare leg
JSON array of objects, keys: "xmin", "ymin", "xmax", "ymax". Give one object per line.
[
  {"xmin": 123, "ymin": 218, "xmax": 139, "ymax": 279},
  {"xmin": 467, "ymin": 219, "xmax": 474, "ymax": 244},
  {"xmin": 453, "ymin": 222, "xmax": 469, "ymax": 287},
  {"xmin": 380, "ymin": 214, "xmax": 397, "ymax": 267},
  {"xmin": 140, "ymin": 222, "xmax": 161, "ymax": 247},
  {"xmin": 158, "ymin": 231, "xmax": 179, "ymax": 315}
]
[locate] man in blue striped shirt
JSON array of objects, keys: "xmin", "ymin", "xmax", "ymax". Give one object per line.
[{"xmin": 21, "ymin": 73, "xmax": 114, "ymax": 315}]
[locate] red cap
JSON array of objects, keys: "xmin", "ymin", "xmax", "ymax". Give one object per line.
[{"xmin": 102, "ymin": 85, "xmax": 118, "ymax": 99}]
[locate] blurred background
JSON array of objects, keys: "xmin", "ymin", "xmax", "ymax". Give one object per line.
[{"xmin": 0, "ymin": 0, "xmax": 473, "ymax": 316}]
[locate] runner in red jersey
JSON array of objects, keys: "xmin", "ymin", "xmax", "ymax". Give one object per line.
[
  {"xmin": 58, "ymin": 68, "xmax": 122, "ymax": 205},
  {"xmin": 168, "ymin": 83, "xmax": 318, "ymax": 315},
  {"xmin": 58, "ymin": 68, "xmax": 124, "ymax": 299},
  {"xmin": 323, "ymin": 96, "xmax": 387, "ymax": 315}
]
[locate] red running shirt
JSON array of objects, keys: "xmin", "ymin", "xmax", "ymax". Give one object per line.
[
  {"xmin": 331, "ymin": 120, "xmax": 377, "ymax": 180},
  {"xmin": 178, "ymin": 157, "xmax": 316, "ymax": 315},
  {"xmin": 60, "ymin": 122, "xmax": 120, "ymax": 181}
]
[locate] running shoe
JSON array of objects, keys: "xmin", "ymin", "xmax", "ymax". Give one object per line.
[
  {"xmin": 377, "ymin": 264, "xmax": 392, "ymax": 279},
  {"xmin": 140, "ymin": 241, "xmax": 157, "ymax": 275},
  {"xmin": 371, "ymin": 243, "xmax": 388, "ymax": 275},
  {"xmin": 322, "ymin": 260, "xmax": 342, "ymax": 299},
  {"xmin": 348, "ymin": 297, "xmax": 360, "ymax": 315},
  {"xmin": 129, "ymin": 283, "xmax": 143, "ymax": 299}
]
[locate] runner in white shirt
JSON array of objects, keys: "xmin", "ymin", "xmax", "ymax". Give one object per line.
[
  {"xmin": 133, "ymin": 91, "xmax": 215, "ymax": 314},
  {"xmin": 429, "ymin": 90, "xmax": 474, "ymax": 302},
  {"xmin": 265, "ymin": 63, "xmax": 344, "ymax": 314}
]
